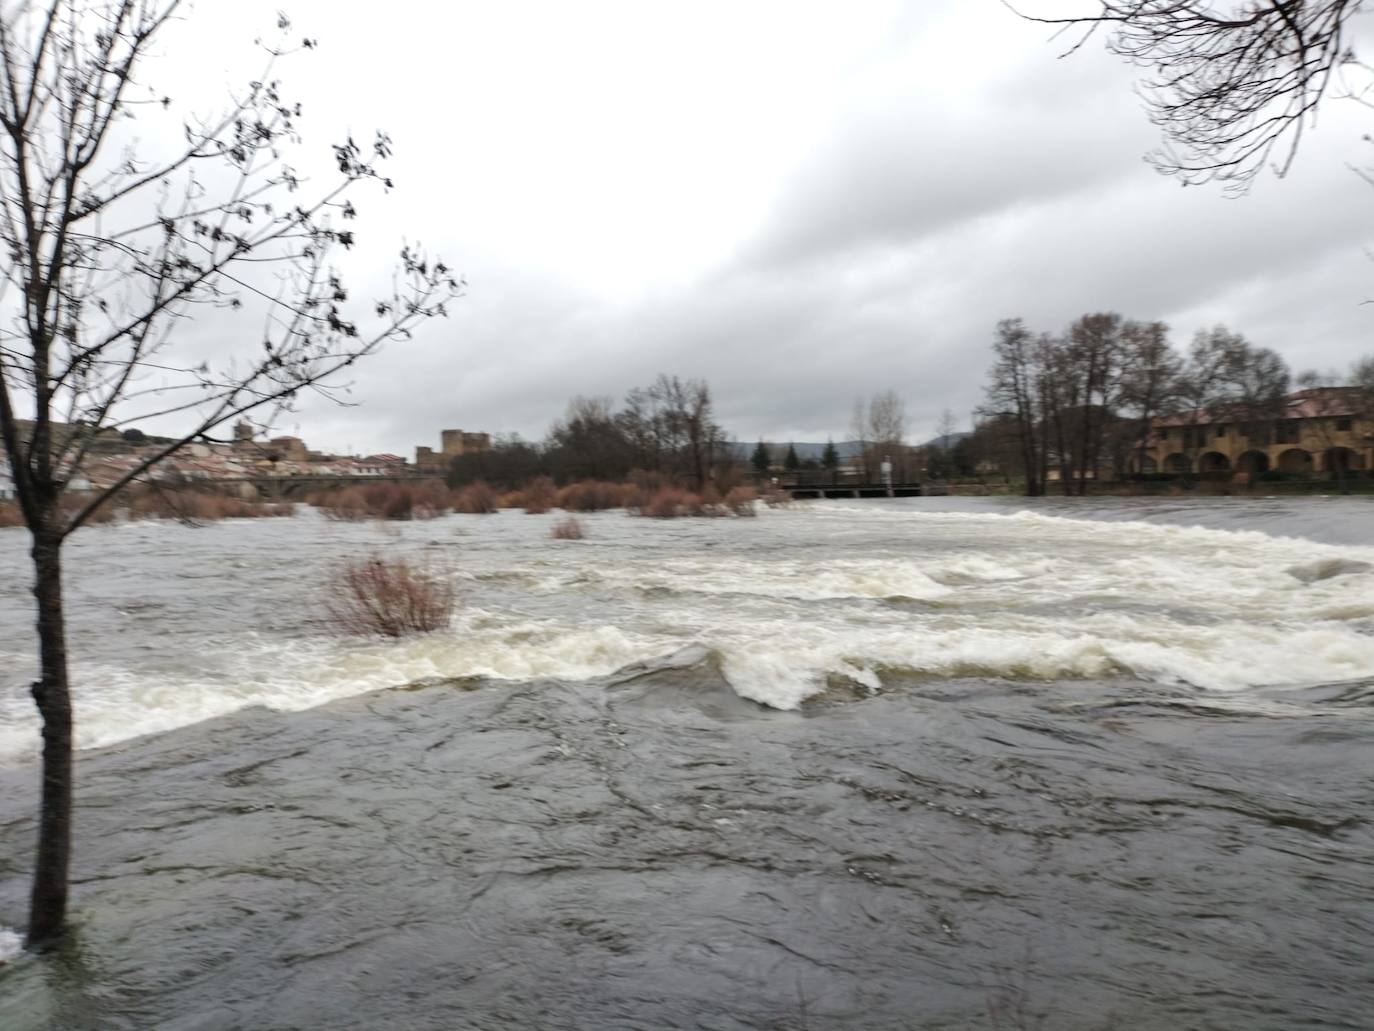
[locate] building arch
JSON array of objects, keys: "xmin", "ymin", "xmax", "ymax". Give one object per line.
[
  {"xmin": 1236, "ymin": 450, "xmax": 1269, "ymax": 475},
  {"xmin": 1198, "ymin": 451, "xmax": 1230, "ymax": 473},
  {"xmin": 1162, "ymin": 453, "xmax": 1192, "ymax": 474},
  {"xmin": 1323, "ymin": 447, "xmax": 1364, "ymax": 475},
  {"xmin": 1277, "ymin": 448, "xmax": 1313, "ymax": 475}
]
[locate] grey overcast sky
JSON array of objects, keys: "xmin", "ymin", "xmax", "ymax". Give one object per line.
[{"xmin": 150, "ymin": 1, "xmax": 1374, "ymax": 455}]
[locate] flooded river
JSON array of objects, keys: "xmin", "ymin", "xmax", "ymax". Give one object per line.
[{"xmin": 0, "ymin": 496, "xmax": 1371, "ymax": 1028}]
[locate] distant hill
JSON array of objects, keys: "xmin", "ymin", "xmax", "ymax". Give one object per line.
[{"xmin": 919, "ymin": 431, "xmax": 971, "ymax": 451}]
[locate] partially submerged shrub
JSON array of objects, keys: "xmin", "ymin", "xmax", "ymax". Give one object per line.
[
  {"xmin": 128, "ymin": 486, "xmax": 294, "ymax": 522},
  {"xmin": 692, "ymin": 486, "xmax": 728, "ymax": 517},
  {"xmin": 760, "ymin": 485, "xmax": 792, "ymax": 508},
  {"xmin": 640, "ymin": 487, "xmax": 692, "ymax": 518},
  {"xmin": 724, "ymin": 485, "xmax": 758, "ymax": 516},
  {"xmin": 311, "ymin": 486, "xmax": 369, "ymax": 520},
  {"xmin": 629, "ymin": 483, "xmax": 760, "ymax": 519},
  {"xmin": 551, "ymin": 516, "xmax": 585, "ymax": 539},
  {"xmin": 452, "ymin": 480, "xmax": 498, "ymax": 514},
  {"xmin": 522, "ymin": 476, "xmax": 557, "ymax": 514},
  {"xmin": 556, "ymin": 480, "xmax": 628, "ymax": 511},
  {"xmin": 313, "ymin": 481, "xmax": 448, "ymax": 520},
  {"xmin": 325, "ymin": 555, "xmax": 455, "ymax": 637}
]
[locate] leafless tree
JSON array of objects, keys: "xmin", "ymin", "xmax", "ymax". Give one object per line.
[
  {"xmin": 1013, "ymin": 1, "xmax": 1365, "ymax": 190},
  {"xmin": 1118, "ymin": 320, "xmax": 1182, "ymax": 474},
  {"xmin": 0, "ymin": 1, "xmax": 460, "ymax": 947},
  {"xmin": 984, "ymin": 318, "xmax": 1047, "ymax": 495},
  {"xmin": 849, "ymin": 390, "xmax": 907, "ymax": 480},
  {"xmin": 848, "ymin": 396, "xmax": 870, "ymax": 479},
  {"xmin": 618, "ymin": 375, "xmax": 724, "ymax": 489}
]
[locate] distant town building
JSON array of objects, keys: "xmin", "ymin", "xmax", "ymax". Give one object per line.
[
  {"xmin": 1140, "ymin": 387, "xmax": 1372, "ymax": 477},
  {"xmin": 415, "ymin": 429, "xmax": 491, "ymax": 473}
]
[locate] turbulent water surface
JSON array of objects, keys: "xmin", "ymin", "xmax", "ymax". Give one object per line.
[{"xmin": 0, "ymin": 496, "xmax": 1371, "ymax": 1028}]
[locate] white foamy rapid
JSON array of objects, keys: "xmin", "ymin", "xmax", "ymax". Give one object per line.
[
  {"xmin": 0, "ymin": 927, "xmax": 20, "ymax": 964},
  {"xmin": 1, "ymin": 499, "xmax": 1372, "ymax": 763}
]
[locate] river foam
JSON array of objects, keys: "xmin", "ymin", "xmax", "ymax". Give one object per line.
[{"xmin": 1, "ymin": 499, "xmax": 1372, "ymax": 763}]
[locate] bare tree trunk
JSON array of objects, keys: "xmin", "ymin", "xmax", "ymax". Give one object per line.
[{"xmin": 27, "ymin": 522, "xmax": 72, "ymax": 947}]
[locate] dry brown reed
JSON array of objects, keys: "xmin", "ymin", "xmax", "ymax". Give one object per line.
[
  {"xmin": 0, "ymin": 502, "xmax": 22, "ymax": 528},
  {"xmin": 325, "ymin": 555, "xmax": 455, "ymax": 637},
  {"xmin": 451, "ymin": 480, "xmax": 498, "ymax": 514},
  {"xmin": 551, "ymin": 516, "xmax": 585, "ymax": 540}
]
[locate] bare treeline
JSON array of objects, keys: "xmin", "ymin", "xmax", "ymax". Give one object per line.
[
  {"xmin": 981, "ymin": 314, "xmax": 1296, "ymax": 495},
  {"xmin": 448, "ymin": 374, "xmax": 730, "ymax": 490}
]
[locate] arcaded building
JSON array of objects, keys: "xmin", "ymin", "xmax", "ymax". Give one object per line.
[{"xmin": 1143, "ymin": 388, "xmax": 1372, "ymax": 477}]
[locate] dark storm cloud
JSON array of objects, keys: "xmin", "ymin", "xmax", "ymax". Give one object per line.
[{"xmin": 235, "ymin": 1, "xmax": 1374, "ymax": 455}]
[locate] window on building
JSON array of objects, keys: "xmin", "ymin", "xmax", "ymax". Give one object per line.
[
  {"xmin": 1215, "ymin": 424, "xmax": 1226, "ymax": 438},
  {"xmin": 1276, "ymin": 420, "xmax": 1301, "ymax": 444},
  {"xmin": 1336, "ymin": 417, "xmax": 1353, "ymax": 432}
]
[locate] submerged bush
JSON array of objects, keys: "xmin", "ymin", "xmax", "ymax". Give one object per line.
[
  {"xmin": 638, "ymin": 486, "xmax": 691, "ymax": 518},
  {"xmin": 551, "ymin": 516, "xmax": 585, "ymax": 539},
  {"xmin": 129, "ymin": 487, "xmax": 294, "ymax": 522},
  {"xmin": 311, "ymin": 481, "xmax": 449, "ymax": 520},
  {"xmin": 556, "ymin": 480, "xmax": 628, "ymax": 512},
  {"xmin": 325, "ymin": 555, "xmax": 455, "ymax": 637},
  {"xmin": 627, "ymin": 483, "xmax": 764, "ymax": 519},
  {"xmin": 723, "ymin": 485, "xmax": 758, "ymax": 516},
  {"xmin": 452, "ymin": 481, "xmax": 498, "ymax": 514},
  {"xmin": 521, "ymin": 476, "xmax": 558, "ymax": 514}
]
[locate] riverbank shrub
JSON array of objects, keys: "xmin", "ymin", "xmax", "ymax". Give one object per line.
[
  {"xmin": 0, "ymin": 502, "xmax": 21, "ymax": 527},
  {"xmin": 325, "ymin": 555, "xmax": 455, "ymax": 637}
]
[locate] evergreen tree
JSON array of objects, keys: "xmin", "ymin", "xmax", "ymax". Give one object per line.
[
  {"xmin": 750, "ymin": 440, "xmax": 771, "ymax": 476},
  {"xmin": 822, "ymin": 439, "xmax": 839, "ymax": 471},
  {"xmin": 784, "ymin": 444, "xmax": 800, "ymax": 471}
]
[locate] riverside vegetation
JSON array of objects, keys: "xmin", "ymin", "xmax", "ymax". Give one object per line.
[{"xmin": 304, "ymin": 478, "xmax": 774, "ymax": 521}]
